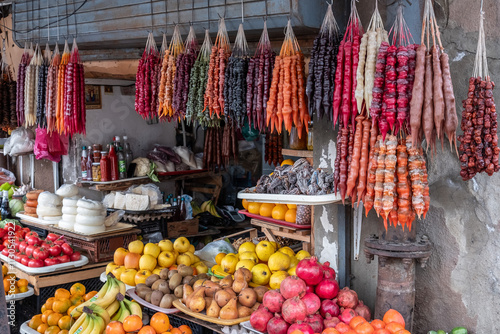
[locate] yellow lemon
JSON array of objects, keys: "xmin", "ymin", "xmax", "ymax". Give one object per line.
[
  {"xmin": 236, "ymin": 259, "xmax": 255, "ymax": 271},
  {"xmin": 269, "ymin": 271, "xmax": 289, "ymax": 290},
  {"xmin": 215, "ymin": 253, "xmax": 227, "ymax": 265},
  {"xmin": 251, "ymin": 264, "xmax": 271, "ymax": 285},
  {"xmin": 278, "ymin": 246, "xmax": 295, "ymax": 257},
  {"xmin": 259, "ymin": 203, "xmax": 275, "ymax": 217},
  {"xmin": 296, "ymin": 250, "xmax": 311, "ymax": 261},
  {"xmin": 281, "ymin": 159, "xmax": 294, "ymax": 166},
  {"xmin": 239, "ymin": 251, "xmax": 259, "ymax": 264},
  {"xmin": 255, "ymin": 241, "xmax": 276, "ymax": 262},
  {"xmin": 285, "ymin": 209, "xmax": 297, "ymax": 223},
  {"xmin": 248, "ymin": 202, "xmax": 262, "ymax": 214},
  {"xmin": 238, "ymin": 242, "xmax": 256, "ymax": 254},
  {"xmin": 221, "ymin": 254, "xmax": 239, "ymax": 274},
  {"xmin": 272, "ymin": 204, "xmax": 288, "ymax": 220},
  {"xmin": 287, "ymin": 204, "xmax": 297, "ymax": 209},
  {"xmin": 242, "ymin": 199, "xmax": 249, "ymax": 210},
  {"xmin": 268, "ymin": 252, "xmax": 291, "ymax": 272}
]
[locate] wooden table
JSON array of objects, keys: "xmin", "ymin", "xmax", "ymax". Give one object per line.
[{"xmin": 250, "ymin": 218, "xmax": 312, "ymax": 253}]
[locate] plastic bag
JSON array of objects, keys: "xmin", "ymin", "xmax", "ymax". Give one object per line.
[
  {"xmin": 128, "ymin": 184, "xmax": 162, "ymax": 207},
  {"xmin": 0, "ymin": 168, "xmax": 16, "ymax": 184},
  {"xmin": 34, "ymin": 128, "xmax": 69, "ymax": 162},
  {"xmin": 194, "ymin": 239, "xmax": 236, "ymax": 266},
  {"xmin": 4, "ymin": 128, "xmax": 35, "ymax": 156},
  {"xmin": 173, "ymin": 146, "xmax": 197, "ymax": 169},
  {"xmin": 105, "ymin": 210, "xmax": 124, "ymax": 227},
  {"xmin": 181, "ymin": 194, "xmax": 193, "ymax": 219}
]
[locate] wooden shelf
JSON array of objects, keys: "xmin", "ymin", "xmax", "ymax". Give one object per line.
[
  {"xmin": 251, "ymin": 218, "xmax": 312, "ymax": 253},
  {"xmin": 281, "ymin": 149, "xmax": 313, "ymax": 158}
]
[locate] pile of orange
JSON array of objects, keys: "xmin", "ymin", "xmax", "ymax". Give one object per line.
[
  {"xmin": 318, "ymin": 309, "xmax": 410, "ymax": 334},
  {"xmin": 28, "ymin": 283, "xmax": 95, "ymax": 334},
  {"xmin": 105, "ymin": 313, "xmax": 192, "ymax": 334},
  {"xmin": 2, "ymin": 265, "xmax": 29, "ymax": 295},
  {"xmin": 243, "ymin": 200, "xmax": 298, "ymax": 223}
]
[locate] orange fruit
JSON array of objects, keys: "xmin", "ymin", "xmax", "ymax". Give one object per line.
[
  {"xmin": 54, "ymin": 289, "xmax": 71, "ymax": 300},
  {"xmin": 70, "ymin": 294, "xmax": 85, "ymax": 305},
  {"xmin": 382, "ymin": 310, "xmax": 405, "ymax": 327},
  {"xmin": 354, "ymin": 322, "xmax": 375, "ymax": 334},
  {"xmin": 170, "ymin": 329, "xmax": 182, "ymax": 334},
  {"xmin": 59, "ymin": 331, "xmax": 69, "ymax": 334},
  {"xmin": 3, "ymin": 279, "xmax": 10, "ymax": 293},
  {"xmin": 41, "ymin": 305, "xmax": 48, "ymax": 313},
  {"xmin": 17, "ymin": 278, "xmax": 29, "ymax": 287},
  {"xmin": 322, "ymin": 329, "xmax": 340, "ymax": 334},
  {"xmin": 284, "ymin": 209, "xmax": 297, "ymax": 223},
  {"xmin": 58, "ymin": 315, "xmax": 72, "ymax": 330},
  {"xmin": 52, "ymin": 299, "xmax": 72, "ymax": 314},
  {"xmin": 344, "ymin": 331, "xmax": 358, "ymax": 334},
  {"xmin": 106, "ymin": 321, "xmax": 126, "ymax": 334},
  {"xmin": 215, "ymin": 253, "xmax": 226, "ymax": 265},
  {"xmin": 70, "ymin": 283, "xmax": 86, "ymax": 296},
  {"xmin": 47, "ymin": 312, "xmax": 63, "ymax": 327},
  {"xmin": 150, "ymin": 312, "xmax": 170, "ymax": 333},
  {"xmin": 178, "ymin": 325, "xmax": 192, "ymax": 334},
  {"xmin": 67, "ymin": 306, "xmax": 77, "ymax": 316},
  {"xmin": 335, "ymin": 322, "xmax": 351, "ymax": 334},
  {"xmin": 394, "ymin": 331, "xmax": 411, "ymax": 334},
  {"xmin": 42, "ymin": 310, "xmax": 54, "ymax": 323},
  {"xmin": 37, "ymin": 323, "xmax": 49, "ymax": 333},
  {"xmin": 373, "ymin": 330, "xmax": 391, "ymax": 334},
  {"xmin": 384, "ymin": 322, "xmax": 405, "ymax": 334},
  {"xmin": 350, "ymin": 315, "xmax": 367, "ymax": 329},
  {"xmin": 44, "ymin": 326, "xmax": 61, "ymax": 334},
  {"xmin": 259, "ymin": 203, "xmax": 275, "ymax": 217},
  {"xmin": 45, "ymin": 297, "xmax": 56, "ymax": 310},
  {"xmin": 2, "ymin": 264, "xmax": 7, "ymax": 276},
  {"xmin": 29, "ymin": 314, "xmax": 44, "ymax": 330},
  {"xmin": 138, "ymin": 326, "xmax": 157, "ymax": 334},
  {"xmin": 19, "ymin": 286, "xmax": 29, "ymax": 293},
  {"xmin": 84, "ymin": 291, "xmax": 98, "ymax": 301},
  {"xmin": 272, "ymin": 204, "xmax": 288, "ymax": 220},
  {"xmin": 242, "ymin": 199, "xmax": 249, "ymax": 210},
  {"xmin": 370, "ymin": 320, "xmax": 385, "ymax": 329},
  {"xmin": 123, "ymin": 315, "xmax": 143, "ymax": 332},
  {"xmin": 248, "ymin": 202, "xmax": 262, "ymax": 215}
]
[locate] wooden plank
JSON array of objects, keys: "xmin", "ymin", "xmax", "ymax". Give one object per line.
[
  {"xmin": 251, "ymin": 219, "xmax": 309, "ymax": 233},
  {"xmin": 261, "ymin": 227, "xmax": 278, "ymax": 243},
  {"xmin": 310, "ymin": 206, "xmax": 315, "ymax": 255},
  {"xmin": 270, "ymin": 230, "xmax": 311, "ymax": 242},
  {"xmin": 214, "ymin": 228, "xmax": 258, "ymax": 241},
  {"xmin": 281, "ymin": 149, "xmax": 314, "ymax": 158}
]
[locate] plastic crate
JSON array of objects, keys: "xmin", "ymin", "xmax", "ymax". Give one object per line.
[
  {"xmin": 9, "ymin": 296, "xmax": 35, "ymax": 333},
  {"xmin": 26, "ymin": 225, "xmax": 47, "ymax": 238},
  {"xmin": 143, "ymin": 307, "xmax": 206, "ymax": 334},
  {"xmin": 64, "ymin": 233, "xmax": 137, "ymax": 263}
]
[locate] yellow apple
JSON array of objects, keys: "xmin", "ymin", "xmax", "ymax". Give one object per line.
[
  {"xmin": 174, "ymin": 237, "xmax": 190, "ymax": 253},
  {"xmin": 194, "ymin": 262, "xmax": 208, "ymax": 274},
  {"xmin": 158, "ymin": 240, "xmax": 174, "ymax": 252},
  {"xmin": 176, "ymin": 254, "xmax": 192, "ymax": 266},
  {"xmin": 221, "ymin": 254, "xmax": 238, "ymax": 274},
  {"xmin": 120, "ymin": 269, "xmax": 138, "ymax": 286},
  {"xmin": 139, "ymin": 254, "xmax": 157, "ymax": 271},
  {"xmin": 184, "ymin": 251, "xmax": 196, "ymax": 263},
  {"xmin": 238, "ymin": 241, "xmax": 256, "ymax": 254},
  {"xmin": 152, "ymin": 267, "xmax": 164, "ymax": 275},
  {"xmin": 193, "ymin": 255, "xmax": 200, "ymax": 263},
  {"xmin": 128, "ymin": 240, "xmax": 144, "ymax": 254},
  {"xmin": 188, "ymin": 244, "xmax": 195, "ymax": 253},
  {"xmin": 106, "ymin": 262, "xmax": 118, "ymax": 275},
  {"xmin": 143, "ymin": 243, "xmax": 161, "ymax": 258},
  {"xmin": 239, "ymin": 252, "xmax": 259, "ymax": 264},
  {"xmin": 255, "ymin": 241, "xmax": 276, "ymax": 262},
  {"xmin": 135, "ymin": 270, "xmax": 153, "ymax": 285},
  {"xmin": 158, "ymin": 251, "xmax": 176, "ymax": 268},
  {"xmin": 111, "ymin": 266, "xmax": 126, "ymax": 280}
]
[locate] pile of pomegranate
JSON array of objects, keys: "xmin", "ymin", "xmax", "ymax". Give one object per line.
[{"xmin": 250, "ymin": 257, "xmax": 371, "ymax": 334}]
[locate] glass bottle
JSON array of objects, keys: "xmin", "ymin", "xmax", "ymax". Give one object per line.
[
  {"xmin": 117, "ymin": 147, "xmax": 127, "ymax": 179},
  {"xmin": 114, "ymin": 136, "xmax": 121, "ymax": 150},
  {"xmin": 179, "ymin": 197, "xmax": 186, "ymax": 220},
  {"xmin": 1, "ymin": 191, "xmax": 10, "ymax": 219},
  {"xmin": 100, "ymin": 151, "xmax": 110, "ymax": 182},
  {"xmin": 86, "ymin": 147, "xmax": 94, "ymax": 181},
  {"xmin": 81, "ymin": 146, "xmax": 88, "ymax": 180},
  {"xmin": 307, "ymin": 122, "xmax": 314, "ymax": 151},
  {"xmin": 123, "ymin": 136, "xmax": 133, "ymax": 171},
  {"xmin": 289, "ymin": 126, "xmax": 307, "ymax": 150},
  {"xmin": 109, "ymin": 144, "xmax": 119, "ymax": 181}
]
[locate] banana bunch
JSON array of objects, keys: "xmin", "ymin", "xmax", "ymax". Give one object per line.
[
  {"xmin": 191, "ymin": 201, "xmax": 202, "ymax": 216},
  {"xmin": 68, "ymin": 304, "xmax": 109, "ymax": 334},
  {"xmin": 110, "ymin": 293, "xmax": 142, "ymax": 322},
  {"xmin": 71, "ymin": 275, "xmax": 126, "ymax": 318},
  {"xmin": 201, "ymin": 200, "xmax": 221, "ymax": 218}
]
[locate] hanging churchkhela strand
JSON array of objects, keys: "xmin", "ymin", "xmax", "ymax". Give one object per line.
[
  {"xmin": 46, "ymin": 44, "xmax": 60, "ymax": 133},
  {"xmin": 135, "ymin": 32, "xmax": 160, "ymax": 120},
  {"xmin": 16, "ymin": 44, "xmax": 32, "ymax": 127}
]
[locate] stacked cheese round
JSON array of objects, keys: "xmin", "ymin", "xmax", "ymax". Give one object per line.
[
  {"xmin": 73, "ymin": 199, "xmax": 106, "ymax": 234},
  {"xmin": 58, "ymin": 196, "xmax": 81, "ymax": 230},
  {"xmin": 36, "ymin": 192, "xmax": 63, "ymax": 220}
]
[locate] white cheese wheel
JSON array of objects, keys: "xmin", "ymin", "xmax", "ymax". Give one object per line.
[
  {"xmin": 62, "ymin": 213, "xmax": 76, "ymax": 223},
  {"xmin": 58, "ymin": 220, "xmax": 75, "ymax": 230},
  {"xmin": 62, "ymin": 206, "xmax": 78, "ymax": 215},
  {"xmin": 40, "ymin": 215, "xmax": 63, "ymax": 222},
  {"xmin": 36, "ymin": 205, "xmax": 62, "ymax": 217},
  {"xmin": 76, "ymin": 207, "xmax": 105, "ymax": 217},
  {"xmin": 55, "ymin": 184, "xmax": 79, "ymax": 198},
  {"xmin": 77, "ymin": 199, "xmax": 104, "ymax": 211},
  {"xmin": 74, "ymin": 223, "xmax": 106, "ymax": 234},
  {"xmin": 75, "ymin": 214, "xmax": 105, "ymax": 226},
  {"xmin": 37, "ymin": 192, "xmax": 62, "ymax": 206},
  {"xmin": 62, "ymin": 196, "xmax": 81, "ymax": 207}
]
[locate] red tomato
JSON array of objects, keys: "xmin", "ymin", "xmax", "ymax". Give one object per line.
[
  {"xmin": 45, "ymin": 233, "xmax": 60, "ymax": 242},
  {"xmin": 48, "ymin": 244, "xmax": 62, "ymax": 257},
  {"xmin": 25, "ymin": 245, "xmax": 36, "ymax": 257},
  {"xmin": 22, "ymin": 227, "xmax": 30, "ymax": 234},
  {"xmin": 1, "ymin": 248, "xmax": 8, "ymax": 257},
  {"xmin": 54, "ymin": 239, "xmax": 65, "ymax": 246},
  {"xmin": 26, "ymin": 236, "xmax": 41, "ymax": 246},
  {"xmin": 58, "ymin": 255, "xmax": 70, "ymax": 263},
  {"xmin": 18, "ymin": 241, "xmax": 28, "ymax": 254},
  {"xmin": 20, "ymin": 255, "xmax": 30, "ymax": 266},
  {"xmin": 14, "ymin": 252, "xmax": 22, "ymax": 262},
  {"xmin": 0, "ymin": 244, "xmax": 4, "ymax": 251},
  {"xmin": 44, "ymin": 257, "xmax": 60, "ymax": 266},
  {"xmin": 25, "ymin": 231, "xmax": 38, "ymax": 238},
  {"xmin": 0, "ymin": 229, "xmax": 6, "ymax": 239},
  {"xmin": 70, "ymin": 251, "xmax": 81, "ymax": 262},
  {"xmin": 2, "ymin": 239, "xmax": 9, "ymax": 249},
  {"xmin": 33, "ymin": 247, "xmax": 49, "ymax": 261},
  {"xmin": 61, "ymin": 243, "xmax": 73, "ymax": 256},
  {"xmin": 28, "ymin": 258, "xmax": 44, "ymax": 267},
  {"xmin": 15, "ymin": 230, "xmax": 25, "ymax": 239}
]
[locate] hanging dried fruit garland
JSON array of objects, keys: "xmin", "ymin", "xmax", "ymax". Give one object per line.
[
  {"xmin": 135, "ymin": 32, "xmax": 161, "ymax": 120},
  {"xmin": 46, "ymin": 44, "xmax": 60, "ymax": 133},
  {"xmin": 63, "ymin": 40, "xmax": 86, "ymax": 135},
  {"xmin": 35, "ymin": 44, "xmax": 50, "ymax": 128},
  {"xmin": 16, "ymin": 45, "xmax": 32, "ymax": 127}
]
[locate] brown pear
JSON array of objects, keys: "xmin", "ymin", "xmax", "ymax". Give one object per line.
[
  {"xmin": 219, "ymin": 297, "xmax": 239, "ymax": 320},
  {"xmin": 234, "ymin": 268, "xmax": 252, "ymax": 282},
  {"xmin": 206, "ymin": 298, "xmax": 220, "ymax": 318},
  {"xmin": 232, "ymin": 276, "xmax": 248, "ymax": 294},
  {"xmin": 238, "ymin": 305, "xmax": 253, "ymax": 318},
  {"xmin": 238, "ymin": 288, "xmax": 257, "ymax": 308},
  {"xmin": 220, "ymin": 275, "xmax": 234, "ymax": 288},
  {"xmin": 182, "ymin": 284, "xmax": 194, "ymax": 305},
  {"xmin": 224, "ymin": 288, "xmax": 237, "ymax": 298},
  {"xmin": 187, "ymin": 286, "xmax": 205, "ymax": 310},
  {"xmin": 204, "ymin": 297, "xmax": 213, "ymax": 308},
  {"xmin": 189, "ymin": 295, "xmax": 206, "ymax": 313},
  {"xmin": 193, "ymin": 279, "xmax": 206, "ymax": 289},
  {"xmin": 215, "ymin": 289, "xmax": 232, "ymax": 308},
  {"xmin": 253, "ymin": 286, "xmax": 268, "ymax": 303},
  {"xmin": 203, "ymin": 280, "xmax": 221, "ymax": 298},
  {"xmin": 251, "ymin": 302, "xmax": 261, "ymax": 311}
]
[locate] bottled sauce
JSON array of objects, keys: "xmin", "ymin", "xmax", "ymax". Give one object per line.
[
  {"xmin": 307, "ymin": 122, "xmax": 314, "ymax": 151},
  {"xmin": 92, "ymin": 163, "xmax": 101, "ymax": 182},
  {"xmin": 114, "ymin": 136, "xmax": 121, "ymax": 150},
  {"xmin": 179, "ymin": 197, "xmax": 186, "ymax": 220},
  {"xmin": 289, "ymin": 126, "xmax": 307, "ymax": 150},
  {"xmin": 100, "ymin": 151, "xmax": 110, "ymax": 182},
  {"xmin": 81, "ymin": 146, "xmax": 89, "ymax": 180},
  {"xmin": 1, "ymin": 191, "xmax": 10, "ymax": 219},
  {"xmin": 86, "ymin": 147, "xmax": 94, "ymax": 181},
  {"xmin": 117, "ymin": 147, "xmax": 127, "ymax": 179},
  {"xmin": 172, "ymin": 198, "xmax": 179, "ymax": 220},
  {"xmin": 109, "ymin": 143, "xmax": 119, "ymax": 181},
  {"xmin": 123, "ymin": 136, "xmax": 133, "ymax": 170}
]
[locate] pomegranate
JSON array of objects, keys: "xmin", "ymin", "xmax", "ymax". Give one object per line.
[
  {"xmin": 267, "ymin": 314, "xmax": 289, "ymax": 334},
  {"xmin": 338, "ymin": 308, "xmax": 358, "ymax": 324},
  {"xmin": 322, "ymin": 261, "xmax": 336, "ymax": 280},
  {"xmin": 287, "ymin": 322, "xmax": 314, "ymax": 334},
  {"xmin": 320, "ymin": 299, "xmax": 340, "ymax": 318},
  {"xmin": 280, "ymin": 276, "xmax": 307, "ymax": 299},
  {"xmin": 282, "ymin": 296, "xmax": 307, "ymax": 323},
  {"xmin": 354, "ymin": 300, "xmax": 371, "ymax": 321},
  {"xmin": 250, "ymin": 306, "xmax": 273, "ymax": 332},
  {"xmin": 305, "ymin": 285, "xmax": 315, "ymax": 294},
  {"xmin": 337, "ymin": 287, "xmax": 359, "ymax": 309},
  {"xmin": 263, "ymin": 290, "xmax": 286, "ymax": 313},
  {"xmin": 323, "ymin": 314, "xmax": 341, "ymax": 328},
  {"xmin": 315, "ymin": 278, "xmax": 340, "ymax": 299},
  {"xmin": 301, "ymin": 292, "xmax": 321, "ymax": 315},
  {"xmin": 306, "ymin": 313, "xmax": 324, "ymax": 333},
  {"xmin": 296, "ymin": 257, "xmax": 323, "ymax": 286}
]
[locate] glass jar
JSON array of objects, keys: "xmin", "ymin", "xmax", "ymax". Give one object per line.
[
  {"xmin": 307, "ymin": 122, "xmax": 313, "ymax": 151},
  {"xmin": 296, "ymin": 205, "xmax": 312, "ymax": 225},
  {"xmin": 100, "ymin": 152, "xmax": 110, "ymax": 182},
  {"xmin": 92, "ymin": 163, "xmax": 101, "ymax": 182},
  {"xmin": 289, "ymin": 126, "xmax": 307, "ymax": 150}
]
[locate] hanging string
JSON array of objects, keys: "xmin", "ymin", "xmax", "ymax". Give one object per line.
[
  {"xmin": 72, "ymin": 0, "xmax": 78, "ymax": 39},
  {"xmin": 65, "ymin": 0, "xmax": 69, "ymax": 39},
  {"xmin": 149, "ymin": 0, "xmax": 154, "ymax": 32},
  {"xmin": 241, "ymin": 0, "xmax": 244, "ymax": 23},
  {"xmin": 37, "ymin": 0, "xmax": 41, "ymax": 44},
  {"xmin": 47, "ymin": 0, "xmax": 50, "ymax": 41},
  {"xmin": 177, "ymin": 0, "xmax": 180, "ymax": 26},
  {"xmin": 56, "ymin": 0, "xmax": 59, "ymax": 41},
  {"xmin": 164, "ymin": 0, "xmax": 168, "ymax": 31},
  {"xmin": 264, "ymin": 0, "xmax": 268, "ymax": 20}
]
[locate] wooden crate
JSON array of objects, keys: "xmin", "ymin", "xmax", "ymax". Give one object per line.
[{"xmin": 166, "ymin": 218, "xmax": 199, "ymax": 238}]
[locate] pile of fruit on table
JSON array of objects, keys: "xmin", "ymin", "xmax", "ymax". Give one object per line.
[
  {"xmin": 1, "ymin": 225, "xmax": 82, "ymax": 267},
  {"xmin": 107, "ymin": 237, "xmax": 208, "ymax": 287},
  {"xmin": 2, "ymin": 264, "xmax": 29, "ymax": 295},
  {"xmin": 105, "ymin": 313, "xmax": 193, "ymax": 334},
  {"xmin": 242, "ymin": 199, "xmax": 300, "ymax": 224}
]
